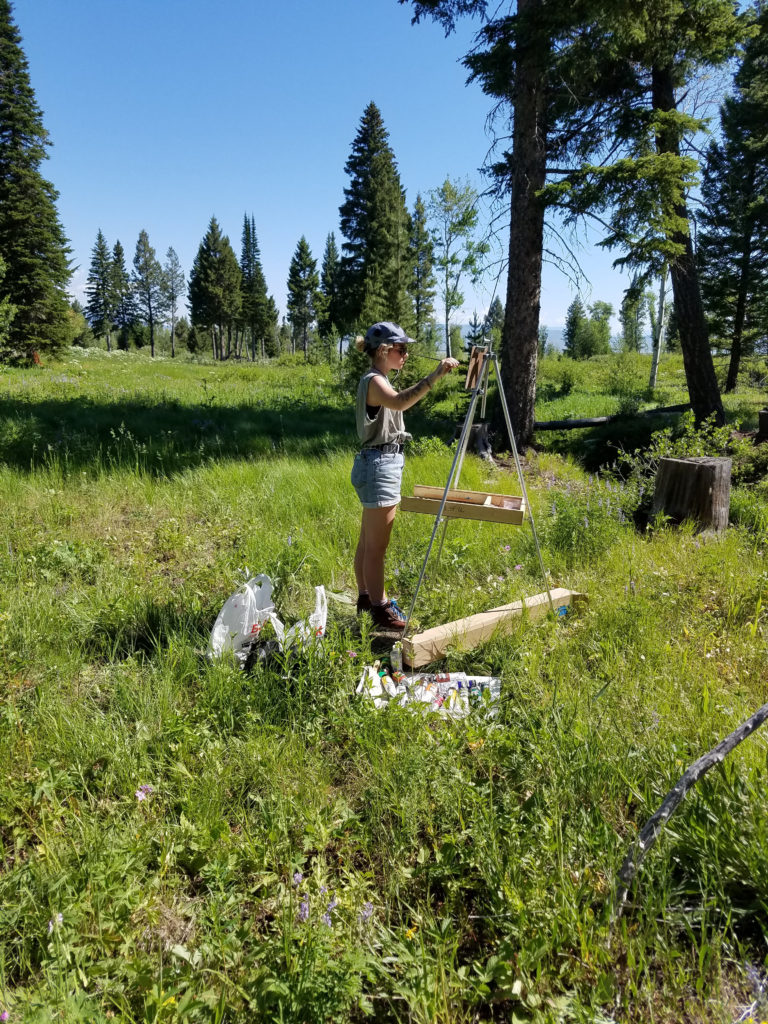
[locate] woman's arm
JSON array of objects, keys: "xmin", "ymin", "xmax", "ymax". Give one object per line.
[{"xmin": 367, "ymin": 358, "xmax": 459, "ymax": 411}]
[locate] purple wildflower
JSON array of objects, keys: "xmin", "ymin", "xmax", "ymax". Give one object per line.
[
  {"xmin": 327, "ymin": 896, "xmax": 338, "ymax": 912},
  {"xmin": 501, "ymin": 544, "xmax": 511, "ymax": 552},
  {"xmin": 47, "ymin": 912, "xmax": 63, "ymax": 934},
  {"xmin": 321, "ymin": 913, "xmax": 332, "ymax": 927},
  {"xmin": 347, "ymin": 650, "xmax": 357, "ymax": 659},
  {"xmin": 319, "ymin": 885, "xmax": 328, "ymax": 896},
  {"xmin": 1, "ymin": 1011, "xmax": 8, "ymax": 1021},
  {"xmin": 297, "ymin": 897, "xmax": 309, "ymax": 924},
  {"xmin": 359, "ymin": 901, "xmax": 374, "ymax": 923},
  {"xmin": 514, "ymin": 564, "xmax": 523, "ymax": 571},
  {"xmin": 292, "ymin": 871, "xmax": 303, "ymax": 887},
  {"xmin": 135, "ymin": 784, "xmax": 153, "ymax": 802}
]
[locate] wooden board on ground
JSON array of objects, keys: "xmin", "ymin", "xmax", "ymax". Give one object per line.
[
  {"xmin": 401, "ymin": 485, "xmax": 525, "ymax": 526},
  {"xmin": 402, "ymin": 587, "xmax": 585, "ymax": 668}
]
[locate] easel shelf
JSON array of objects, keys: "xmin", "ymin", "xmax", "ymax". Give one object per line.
[{"xmin": 401, "ymin": 485, "xmax": 525, "ymax": 526}]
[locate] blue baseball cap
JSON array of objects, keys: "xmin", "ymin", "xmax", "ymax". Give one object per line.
[{"xmin": 364, "ymin": 322, "xmax": 416, "ymax": 349}]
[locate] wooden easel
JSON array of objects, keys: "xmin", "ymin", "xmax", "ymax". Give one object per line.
[{"xmin": 400, "ymin": 343, "xmax": 559, "ymax": 659}]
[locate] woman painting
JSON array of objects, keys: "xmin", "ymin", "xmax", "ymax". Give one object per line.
[{"xmin": 351, "ymin": 321, "xmax": 459, "ymax": 629}]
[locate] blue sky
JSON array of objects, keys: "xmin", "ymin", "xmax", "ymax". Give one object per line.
[{"xmin": 17, "ymin": 0, "xmax": 635, "ymax": 332}]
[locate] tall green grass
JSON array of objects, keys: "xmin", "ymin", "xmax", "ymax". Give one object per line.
[{"xmin": 0, "ymin": 349, "xmax": 766, "ymax": 1022}]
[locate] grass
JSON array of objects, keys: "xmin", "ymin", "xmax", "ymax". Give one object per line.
[{"xmin": 0, "ymin": 346, "xmax": 767, "ymax": 1022}]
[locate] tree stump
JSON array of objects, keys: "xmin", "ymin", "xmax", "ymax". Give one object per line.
[
  {"xmin": 652, "ymin": 457, "xmax": 731, "ymax": 532},
  {"xmin": 757, "ymin": 409, "xmax": 768, "ymax": 441}
]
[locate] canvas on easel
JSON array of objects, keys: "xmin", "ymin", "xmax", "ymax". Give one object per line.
[{"xmin": 464, "ymin": 345, "xmax": 485, "ymax": 391}]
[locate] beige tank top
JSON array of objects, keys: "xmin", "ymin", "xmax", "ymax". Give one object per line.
[{"xmin": 356, "ymin": 369, "xmax": 409, "ymax": 446}]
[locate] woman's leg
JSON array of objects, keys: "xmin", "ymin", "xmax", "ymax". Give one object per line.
[{"xmin": 354, "ymin": 504, "xmax": 398, "ymax": 604}]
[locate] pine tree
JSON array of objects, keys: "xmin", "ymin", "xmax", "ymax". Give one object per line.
[
  {"xmin": 132, "ymin": 230, "xmax": 164, "ymax": 358},
  {"xmin": 0, "ymin": 0, "xmax": 71, "ymax": 361},
  {"xmin": 563, "ymin": 297, "xmax": 587, "ymax": 358},
  {"xmin": 85, "ymin": 229, "xmax": 116, "ymax": 351},
  {"xmin": 408, "ymin": 194, "xmax": 436, "ymax": 343},
  {"xmin": 338, "ymin": 102, "xmax": 413, "ymax": 333},
  {"xmin": 111, "ymin": 240, "xmax": 135, "ymax": 350},
  {"xmin": 619, "ymin": 279, "xmax": 647, "ymax": 352},
  {"xmin": 699, "ymin": 4, "xmax": 768, "ymax": 391},
  {"xmin": 162, "ymin": 247, "xmax": 185, "ymax": 359},
  {"xmin": 287, "ymin": 236, "xmax": 319, "ymax": 361},
  {"xmin": 483, "ymin": 296, "xmax": 505, "ymax": 341},
  {"xmin": 239, "ymin": 214, "xmax": 269, "ymax": 359},
  {"xmin": 318, "ymin": 232, "xmax": 342, "ymax": 354},
  {"xmin": 188, "ymin": 217, "xmax": 242, "ymax": 360}
]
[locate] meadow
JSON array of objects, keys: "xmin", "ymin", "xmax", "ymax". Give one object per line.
[{"xmin": 0, "ymin": 346, "xmax": 767, "ymax": 1023}]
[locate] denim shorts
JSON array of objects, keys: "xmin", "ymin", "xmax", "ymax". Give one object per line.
[{"xmin": 351, "ymin": 449, "xmax": 404, "ymax": 508}]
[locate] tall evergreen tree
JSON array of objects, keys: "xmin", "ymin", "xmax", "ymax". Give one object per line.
[
  {"xmin": 85, "ymin": 229, "xmax": 116, "ymax": 351},
  {"xmin": 111, "ymin": 240, "xmax": 135, "ymax": 350},
  {"xmin": 699, "ymin": 4, "xmax": 768, "ymax": 390},
  {"xmin": 286, "ymin": 236, "xmax": 319, "ymax": 360},
  {"xmin": 132, "ymin": 230, "xmax": 164, "ymax": 358},
  {"xmin": 408, "ymin": 194, "xmax": 436, "ymax": 343},
  {"xmin": 338, "ymin": 102, "xmax": 413, "ymax": 333},
  {"xmin": 162, "ymin": 246, "xmax": 185, "ymax": 359},
  {"xmin": 188, "ymin": 217, "xmax": 242, "ymax": 360},
  {"xmin": 318, "ymin": 232, "xmax": 342, "ymax": 353},
  {"xmin": 0, "ymin": 0, "xmax": 71, "ymax": 361},
  {"xmin": 239, "ymin": 214, "xmax": 269, "ymax": 359}
]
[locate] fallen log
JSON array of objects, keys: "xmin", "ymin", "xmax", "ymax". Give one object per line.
[{"xmin": 534, "ymin": 403, "xmax": 690, "ymax": 431}]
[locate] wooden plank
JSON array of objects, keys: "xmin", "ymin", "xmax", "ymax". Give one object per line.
[
  {"xmin": 401, "ymin": 494, "xmax": 525, "ymax": 525},
  {"xmin": 402, "ymin": 588, "xmax": 585, "ymax": 668},
  {"xmin": 413, "ymin": 484, "xmax": 524, "ymax": 509}
]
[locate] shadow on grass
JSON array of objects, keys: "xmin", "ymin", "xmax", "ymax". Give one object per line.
[
  {"xmin": 533, "ymin": 411, "xmax": 688, "ymax": 472},
  {"xmin": 0, "ymin": 394, "xmax": 456, "ymax": 475}
]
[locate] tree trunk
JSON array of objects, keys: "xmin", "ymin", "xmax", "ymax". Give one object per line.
[
  {"xmin": 648, "ymin": 267, "xmax": 667, "ymax": 391},
  {"xmin": 500, "ymin": 0, "xmax": 547, "ymax": 452},
  {"xmin": 652, "ymin": 456, "xmax": 731, "ymax": 532},
  {"xmin": 652, "ymin": 66, "xmax": 724, "ymax": 426},
  {"xmin": 725, "ymin": 213, "xmax": 755, "ymax": 393}
]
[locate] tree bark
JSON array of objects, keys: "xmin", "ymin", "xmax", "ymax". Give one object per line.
[
  {"xmin": 652, "ymin": 456, "xmax": 731, "ymax": 532},
  {"xmin": 500, "ymin": 0, "xmax": 547, "ymax": 452},
  {"xmin": 648, "ymin": 267, "xmax": 667, "ymax": 391},
  {"xmin": 652, "ymin": 66, "xmax": 724, "ymax": 426}
]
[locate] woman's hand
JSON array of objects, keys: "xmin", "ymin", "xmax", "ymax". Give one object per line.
[{"xmin": 432, "ymin": 357, "xmax": 460, "ymax": 381}]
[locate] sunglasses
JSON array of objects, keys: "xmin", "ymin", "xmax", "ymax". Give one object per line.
[{"xmin": 393, "ymin": 344, "xmax": 409, "ymax": 355}]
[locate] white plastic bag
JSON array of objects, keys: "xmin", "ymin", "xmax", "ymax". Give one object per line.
[
  {"xmin": 207, "ymin": 574, "xmax": 275, "ymax": 666},
  {"xmin": 269, "ymin": 585, "xmax": 327, "ymax": 652}
]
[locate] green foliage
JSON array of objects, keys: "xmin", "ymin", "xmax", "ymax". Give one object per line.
[
  {"xmin": 605, "ymin": 350, "xmax": 647, "ymax": 415},
  {"xmin": 563, "ymin": 297, "xmax": 613, "ymax": 358},
  {"xmin": 428, "ymin": 176, "xmax": 488, "ymax": 357}
]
